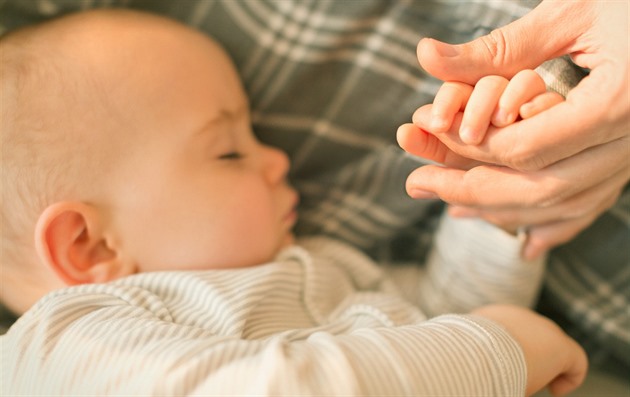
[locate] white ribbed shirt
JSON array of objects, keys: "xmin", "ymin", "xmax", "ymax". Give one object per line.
[{"xmin": 2, "ymin": 215, "xmax": 543, "ymax": 395}]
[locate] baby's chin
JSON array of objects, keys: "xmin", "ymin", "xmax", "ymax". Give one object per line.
[{"xmin": 266, "ymin": 232, "xmax": 296, "ymax": 261}]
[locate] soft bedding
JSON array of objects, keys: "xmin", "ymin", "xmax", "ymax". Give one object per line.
[{"xmin": 1, "ymin": 0, "xmax": 628, "ymax": 386}]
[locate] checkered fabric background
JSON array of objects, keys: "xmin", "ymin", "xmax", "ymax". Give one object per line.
[{"xmin": 1, "ymin": 0, "xmax": 628, "ymax": 374}]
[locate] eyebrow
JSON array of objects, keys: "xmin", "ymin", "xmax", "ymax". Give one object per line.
[
  {"xmin": 191, "ymin": 103, "xmax": 248, "ymax": 149},
  {"xmin": 196, "ymin": 102, "xmax": 249, "ymax": 134}
]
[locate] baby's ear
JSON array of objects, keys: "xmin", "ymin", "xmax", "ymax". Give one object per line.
[{"xmin": 34, "ymin": 202, "xmax": 135, "ymax": 286}]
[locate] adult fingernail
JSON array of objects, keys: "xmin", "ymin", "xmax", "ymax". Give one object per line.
[
  {"xmin": 409, "ymin": 188, "xmax": 439, "ymax": 199},
  {"xmin": 432, "ymin": 39, "xmax": 460, "ymax": 57}
]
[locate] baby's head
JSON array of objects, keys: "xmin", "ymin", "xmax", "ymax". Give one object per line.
[{"xmin": 1, "ymin": 9, "xmax": 298, "ymax": 315}]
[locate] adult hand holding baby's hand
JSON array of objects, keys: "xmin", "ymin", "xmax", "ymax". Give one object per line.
[
  {"xmin": 399, "ymin": 102, "xmax": 627, "ymax": 259},
  {"xmin": 403, "ymin": 0, "xmax": 629, "ymax": 259},
  {"xmin": 472, "ymin": 305, "xmax": 588, "ymax": 397}
]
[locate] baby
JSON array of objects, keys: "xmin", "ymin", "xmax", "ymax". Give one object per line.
[
  {"xmin": 1, "ymin": 7, "xmax": 300, "ymax": 315},
  {"xmin": 1, "ymin": 9, "xmax": 586, "ymax": 396}
]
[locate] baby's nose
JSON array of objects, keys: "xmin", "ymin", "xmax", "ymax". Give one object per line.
[{"xmin": 262, "ymin": 145, "xmax": 290, "ymax": 183}]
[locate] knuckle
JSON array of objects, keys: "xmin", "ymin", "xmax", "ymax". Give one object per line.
[
  {"xmin": 504, "ymin": 143, "xmax": 551, "ymax": 172},
  {"xmin": 530, "ymin": 178, "xmax": 573, "ymax": 208},
  {"xmin": 448, "ymin": 174, "xmax": 477, "ymax": 206},
  {"xmin": 444, "ymin": 184, "xmax": 470, "ymax": 206},
  {"xmin": 480, "ymin": 29, "xmax": 510, "ymax": 71}
]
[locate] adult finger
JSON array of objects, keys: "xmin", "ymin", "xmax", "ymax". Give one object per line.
[
  {"xmin": 524, "ymin": 215, "xmax": 603, "ymax": 261},
  {"xmin": 397, "ymin": 121, "xmax": 479, "ymax": 170},
  {"xmin": 449, "ymin": 183, "xmax": 622, "ymax": 260},
  {"xmin": 405, "ymin": 136, "xmax": 630, "ymax": 207},
  {"xmin": 448, "ymin": 169, "xmax": 626, "ymax": 228},
  {"xmin": 417, "ymin": 0, "xmax": 628, "ymax": 171},
  {"xmin": 413, "ymin": 99, "xmax": 628, "ymax": 173},
  {"xmin": 416, "ymin": 0, "xmax": 593, "ymax": 83}
]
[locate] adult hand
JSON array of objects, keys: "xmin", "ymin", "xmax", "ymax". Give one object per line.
[
  {"xmin": 404, "ymin": 0, "xmax": 629, "ymax": 258},
  {"xmin": 399, "ymin": 106, "xmax": 628, "ymax": 259},
  {"xmin": 472, "ymin": 304, "xmax": 588, "ymax": 397}
]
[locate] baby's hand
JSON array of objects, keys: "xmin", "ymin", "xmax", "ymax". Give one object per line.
[
  {"xmin": 472, "ymin": 304, "xmax": 588, "ymax": 397},
  {"xmin": 429, "ymin": 70, "xmax": 565, "ymax": 145}
]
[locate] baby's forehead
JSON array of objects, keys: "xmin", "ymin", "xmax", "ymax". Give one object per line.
[
  {"xmin": 64, "ymin": 11, "xmax": 229, "ymax": 82},
  {"xmin": 9, "ymin": 9, "xmax": 221, "ymax": 73},
  {"xmin": 4, "ymin": 9, "xmax": 244, "ymax": 141},
  {"xmin": 13, "ymin": 11, "xmax": 221, "ymax": 95}
]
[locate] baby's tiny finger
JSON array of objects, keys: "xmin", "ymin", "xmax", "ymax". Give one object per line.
[
  {"xmin": 461, "ymin": 75, "xmax": 508, "ymax": 145},
  {"xmin": 520, "ymin": 91, "xmax": 565, "ymax": 119},
  {"xmin": 431, "ymin": 82, "xmax": 473, "ymax": 133},
  {"xmin": 492, "ymin": 70, "xmax": 546, "ymax": 127}
]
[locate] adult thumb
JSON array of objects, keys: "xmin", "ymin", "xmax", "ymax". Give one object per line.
[{"xmin": 418, "ymin": 0, "xmax": 589, "ymax": 84}]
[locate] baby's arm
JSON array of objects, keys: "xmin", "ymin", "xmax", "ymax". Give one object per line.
[
  {"xmin": 429, "ymin": 70, "xmax": 565, "ymax": 145},
  {"xmin": 2, "ymin": 284, "xmax": 584, "ymax": 396},
  {"xmin": 388, "ymin": 213, "xmax": 546, "ymax": 315},
  {"xmin": 472, "ymin": 304, "xmax": 588, "ymax": 397},
  {"xmin": 385, "ymin": 214, "xmax": 587, "ymax": 396}
]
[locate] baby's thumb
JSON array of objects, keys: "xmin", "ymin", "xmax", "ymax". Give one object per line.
[{"xmin": 417, "ymin": 1, "xmax": 577, "ymax": 84}]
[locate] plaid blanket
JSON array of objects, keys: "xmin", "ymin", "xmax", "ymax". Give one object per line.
[{"xmin": 1, "ymin": 0, "xmax": 628, "ymax": 374}]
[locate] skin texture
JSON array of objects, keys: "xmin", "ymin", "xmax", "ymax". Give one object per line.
[
  {"xmin": 398, "ymin": 70, "xmax": 562, "ymax": 235},
  {"xmin": 1, "ymin": 10, "xmax": 587, "ymax": 395},
  {"xmin": 403, "ymin": 0, "xmax": 629, "ymax": 259},
  {"xmin": 1, "ymin": 10, "xmax": 298, "ymax": 312},
  {"xmin": 472, "ymin": 305, "xmax": 588, "ymax": 397}
]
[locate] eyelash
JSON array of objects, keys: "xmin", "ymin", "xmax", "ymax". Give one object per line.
[{"xmin": 219, "ymin": 152, "xmax": 243, "ymax": 160}]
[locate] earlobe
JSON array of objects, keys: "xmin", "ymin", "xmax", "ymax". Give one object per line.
[{"xmin": 34, "ymin": 202, "xmax": 134, "ymax": 286}]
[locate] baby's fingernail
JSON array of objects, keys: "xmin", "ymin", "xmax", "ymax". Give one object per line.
[
  {"xmin": 431, "ymin": 116, "xmax": 448, "ymax": 131},
  {"xmin": 460, "ymin": 126, "xmax": 479, "ymax": 145},
  {"xmin": 493, "ymin": 108, "xmax": 512, "ymax": 126},
  {"xmin": 520, "ymin": 103, "xmax": 534, "ymax": 119}
]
